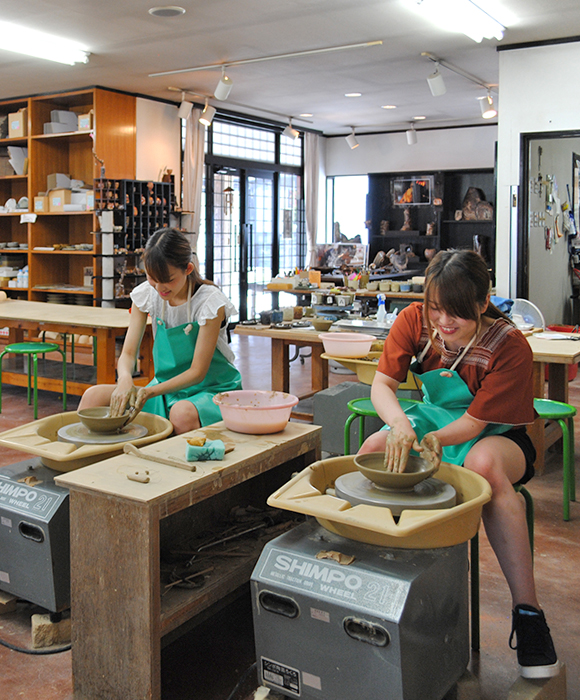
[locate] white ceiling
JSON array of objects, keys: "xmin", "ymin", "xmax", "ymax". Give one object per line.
[{"xmin": 1, "ymin": 0, "xmax": 579, "ymax": 136}]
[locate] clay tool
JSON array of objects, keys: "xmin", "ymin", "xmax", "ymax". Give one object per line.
[{"xmin": 123, "ymin": 443, "xmax": 196, "ymax": 471}]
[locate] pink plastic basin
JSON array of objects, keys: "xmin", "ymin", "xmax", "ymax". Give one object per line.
[
  {"xmin": 318, "ymin": 331, "xmax": 375, "ymax": 358},
  {"xmin": 213, "ymin": 390, "xmax": 299, "ymax": 434}
]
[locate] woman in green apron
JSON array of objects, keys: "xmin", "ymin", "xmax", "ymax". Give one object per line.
[
  {"xmin": 360, "ymin": 250, "xmax": 558, "ymax": 680},
  {"xmin": 79, "ymin": 228, "xmax": 242, "ymax": 433}
]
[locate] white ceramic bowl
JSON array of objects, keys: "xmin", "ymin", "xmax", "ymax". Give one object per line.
[
  {"xmin": 318, "ymin": 331, "xmax": 375, "ymax": 358},
  {"xmin": 213, "ymin": 390, "xmax": 299, "ymax": 434}
]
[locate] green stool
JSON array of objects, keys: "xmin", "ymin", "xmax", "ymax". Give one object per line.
[
  {"xmin": 0, "ymin": 342, "xmax": 67, "ymax": 420},
  {"xmin": 533, "ymin": 398, "xmax": 576, "ymax": 520}
]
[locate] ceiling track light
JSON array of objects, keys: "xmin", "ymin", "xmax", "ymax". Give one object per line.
[
  {"xmin": 479, "ymin": 91, "xmax": 497, "ymax": 119},
  {"xmin": 149, "ymin": 40, "xmax": 383, "ymax": 77},
  {"xmin": 427, "ymin": 62, "xmax": 446, "ymax": 96},
  {"xmin": 177, "ymin": 91, "xmax": 193, "ymax": 119},
  {"xmin": 283, "ymin": 119, "xmax": 300, "ymax": 140},
  {"xmin": 199, "ymin": 100, "xmax": 216, "ymax": 127},
  {"xmin": 421, "ymin": 52, "xmax": 496, "ymax": 94},
  {"xmin": 214, "ymin": 66, "xmax": 233, "ymax": 101},
  {"xmin": 406, "ymin": 125, "xmax": 418, "ymax": 146},
  {"xmin": 345, "ymin": 128, "xmax": 359, "ymax": 150}
]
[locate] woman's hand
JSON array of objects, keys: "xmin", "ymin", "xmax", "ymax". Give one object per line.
[
  {"xmin": 419, "ymin": 432, "xmax": 442, "ymax": 469},
  {"xmin": 109, "ymin": 384, "xmax": 137, "ymax": 417},
  {"xmin": 383, "ymin": 420, "xmax": 420, "ymax": 473},
  {"xmin": 134, "ymin": 387, "xmax": 152, "ymax": 412}
]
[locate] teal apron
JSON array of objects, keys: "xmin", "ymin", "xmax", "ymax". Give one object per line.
[
  {"xmin": 395, "ymin": 333, "xmax": 512, "ymax": 466},
  {"xmin": 142, "ymin": 284, "xmax": 242, "ymax": 426}
]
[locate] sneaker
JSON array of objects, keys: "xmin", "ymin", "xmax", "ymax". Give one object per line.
[{"xmin": 509, "ymin": 604, "xmax": 560, "ymax": 679}]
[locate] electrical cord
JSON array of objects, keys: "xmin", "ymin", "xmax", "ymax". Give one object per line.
[
  {"xmin": 225, "ymin": 661, "xmax": 258, "ymax": 700},
  {"xmin": 0, "ymin": 635, "xmax": 71, "ymax": 655}
]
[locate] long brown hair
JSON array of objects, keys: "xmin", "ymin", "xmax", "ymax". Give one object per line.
[
  {"xmin": 423, "ymin": 249, "xmax": 510, "ymax": 333},
  {"xmin": 142, "ymin": 228, "xmax": 210, "ymax": 286}
]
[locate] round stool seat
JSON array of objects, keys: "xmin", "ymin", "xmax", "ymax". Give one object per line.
[
  {"xmin": 5, "ymin": 341, "xmax": 60, "ymax": 354},
  {"xmin": 534, "ymin": 397, "xmax": 577, "ymax": 420},
  {"xmin": 346, "ymin": 397, "xmax": 377, "ymax": 417}
]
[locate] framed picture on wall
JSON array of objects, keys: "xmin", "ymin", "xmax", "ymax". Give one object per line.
[{"xmin": 573, "ymin": 152, "xmax": 580, "ymax": 233}]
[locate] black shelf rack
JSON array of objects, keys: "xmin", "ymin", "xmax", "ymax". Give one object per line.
[{"xmin": 94, "ymin": 178, "xmax": 175, "ymax": 250}]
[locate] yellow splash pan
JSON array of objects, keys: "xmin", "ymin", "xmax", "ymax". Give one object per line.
[
  {"xmin": 267, "ymin": 455, "xmax": 491, "ymax": 549},
  {"xmin": 0, "ymin": 411, "xmax": 173, "ymax": 472}
]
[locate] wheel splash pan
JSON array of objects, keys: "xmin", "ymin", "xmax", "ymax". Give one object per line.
[
  {"xmin": 0, "ymin": 411, "xmax": 173, "ymax": 471},
  {"xmin": 267, "ymin": 455, "xmax": 491, "ymax": 549}
]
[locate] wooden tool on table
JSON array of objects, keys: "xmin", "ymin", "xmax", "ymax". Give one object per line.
[{"xmin": 123, "ymin": 443, "xmax": 196, "ymax": 472}]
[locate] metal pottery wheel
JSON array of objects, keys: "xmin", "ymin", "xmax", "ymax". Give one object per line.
[
  {"xmin": 334, "ymin": 471, "xmax": 456, "ymax": 517},
  {"xmin": 57, "ymin": 421, "xmax": 148, "ymax": 446}
]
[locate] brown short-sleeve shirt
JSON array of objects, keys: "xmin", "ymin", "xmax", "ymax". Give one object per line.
[{"xmin": 377, "ymin": 302, "xmax": 536, "ymax": 426}]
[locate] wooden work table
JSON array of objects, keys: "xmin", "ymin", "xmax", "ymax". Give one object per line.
[
  {"xmin": 55, "ymin": 421, "xmax": 321, "ymax": 700},
  {"xmin": 233, "ymin": 324, "xmax": 332, "ymax": 417},
  {"xmin": 0, "ymin": 299, "xmax": 153, "ymax": 395}
]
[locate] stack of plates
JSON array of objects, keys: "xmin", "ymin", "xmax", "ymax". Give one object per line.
[
  {"xmin": 74, "ymin": 294, "xmax": 93, "ymax": 306},
  {"xmin": 46, "ymin": 292, "xmax": 67, "ymax": 304}
]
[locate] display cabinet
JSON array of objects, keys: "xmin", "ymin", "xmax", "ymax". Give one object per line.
[
  {"xmin": 0, "ymin": 88, "xmax": 136, "ymax": 305},
  {"xmin": 367, "ymin": 168, "xmax": 495, "ymax": 274}
]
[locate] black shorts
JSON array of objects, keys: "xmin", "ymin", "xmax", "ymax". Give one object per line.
[{"xmin": 501, "ymin": 427, "xmax": 536, "ymax": 485}]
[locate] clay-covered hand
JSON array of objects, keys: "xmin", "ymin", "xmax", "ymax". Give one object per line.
[
  {"xmin": 134, "ymin": 387, "xmax": 150, "ymax": 412},
  {"xmin": 383, "ymin": 423, "xmax": 421, "ymax": 473},
  {"xmin": 109, "ymin": 385, "xmax": 138, "ymax": 417},
  {"xmin": 420, "ymin": 432, "xmax": 442, "ymax": 470}
]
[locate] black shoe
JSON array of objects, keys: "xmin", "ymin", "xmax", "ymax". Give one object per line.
[{"xmin": 509, "ymin": 604, "xmax": 560, "ymax": 679}]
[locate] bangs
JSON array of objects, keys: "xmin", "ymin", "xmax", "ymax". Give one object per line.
[
  {"xmin": 426, "ymin": 271, "xmax": 480, "ymax": 321},
  {"xmin": 143, "ymin": 245, "xmax": 171, "ymax": 283}
]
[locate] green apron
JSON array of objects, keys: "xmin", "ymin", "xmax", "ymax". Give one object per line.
[
  {"xmin": 141, "ymin": 286, "xmax": 242, "ymax": 426},
  {"xmin": 391, "ymin": 334, "xmax": 512, "ymax": 466}
]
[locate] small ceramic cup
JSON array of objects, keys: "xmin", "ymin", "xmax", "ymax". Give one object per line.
[
  {"xmin": 366, "ymin": 281, "xmax": 379, "ymax": 291},
  {"xmin": 400, "ymin": 283, "xmax": 411, "ymax": 293},
  {"xmin": 379, "ymin": 281, "xmax": 391, "ymax": 292},
  {"xmin": 391, "ymin": 282, "xmax": 400, "ymax": 292}
]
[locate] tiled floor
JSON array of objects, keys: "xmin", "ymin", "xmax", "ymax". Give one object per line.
[{"xmin": 0, "ymin": 333, "xmax": 578, "ymax": 700}]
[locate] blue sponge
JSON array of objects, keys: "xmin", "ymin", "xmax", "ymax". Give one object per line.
[{"xmin": 185, "ymin": 439, "xmax": 226, "ymax": 462}]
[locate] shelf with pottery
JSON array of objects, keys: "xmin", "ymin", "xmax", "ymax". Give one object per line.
[{"xmin": 0, "ymin": 88, "xmax": 137, "ymax": 306}]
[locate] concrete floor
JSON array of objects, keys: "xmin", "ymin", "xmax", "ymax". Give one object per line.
[{"xmin": 0, "ymin": 333, "xmax": 578, "ymax": 700}]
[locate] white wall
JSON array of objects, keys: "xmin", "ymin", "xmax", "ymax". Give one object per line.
[
  {"xmin": 136, "ymin": 98, "xmax": 181, "ymax": 197},
  {"xmin": 324, "ymin": 125, "xmax": 497, "ymax": 176},
  {"xmin": 497, "ymin": 41, "xmax": 580, "ymax": 300}
]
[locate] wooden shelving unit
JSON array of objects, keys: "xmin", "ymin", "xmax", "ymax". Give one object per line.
[{"xmin": 0, "ymin": 88, "xmax": 136, "ymax": 306}]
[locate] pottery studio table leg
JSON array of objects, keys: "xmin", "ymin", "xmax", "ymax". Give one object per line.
[
  {"xmin": 270, "ymin": 338, "xmax": 329, "ymax": 396},
  {"xmin": 69, "ymin": 491, "xmax": 162, "ymax": 700}
]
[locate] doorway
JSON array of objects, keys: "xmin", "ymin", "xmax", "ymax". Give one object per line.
[{"xmin": 209, "ymin": 167, "xmax": 275, "ymax": 322}]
